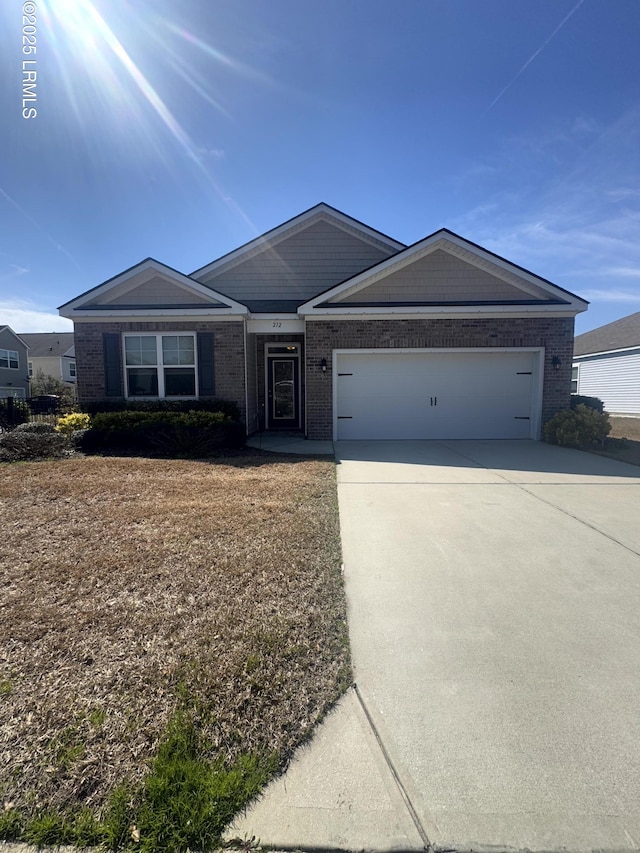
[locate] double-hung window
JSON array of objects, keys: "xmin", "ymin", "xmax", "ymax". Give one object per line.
[
  {"xmin": 571, "ymin": 365, "xmax": 579, "ymax": 394},
  {"xmin": 124, "ymin": 334, "xmax": 197, "ymax": 398},
  {"xmin": 0, "ymin": 349, "xmax": 19, "ymax": 369}
]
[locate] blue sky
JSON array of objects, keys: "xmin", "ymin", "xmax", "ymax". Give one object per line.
[{"xmin": 1, "ymin": 0, "xmax": 638, "ymax": 334}]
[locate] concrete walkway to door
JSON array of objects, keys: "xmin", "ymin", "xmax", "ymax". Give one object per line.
[{"xmin": 227, "ymin": 440, "xmax": 640, "ymax": 852}]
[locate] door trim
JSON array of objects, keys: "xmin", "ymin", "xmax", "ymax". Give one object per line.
[
  {"xmin": 265, "ymin": 342, "xmax": 302, "ymax": 430},
  {"xmin": 332, "ymin": 347, "xmax": 544, "ymax": 441}
]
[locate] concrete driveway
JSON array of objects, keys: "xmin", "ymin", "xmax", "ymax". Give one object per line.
[{"xmin": 229, "ymin": 440, "xmax": 640, "ymax": 852}]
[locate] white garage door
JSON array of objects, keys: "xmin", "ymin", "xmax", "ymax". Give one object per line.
[{"xmin": 335, "ymin": 350, "xmax": 539, "ymax": 440}]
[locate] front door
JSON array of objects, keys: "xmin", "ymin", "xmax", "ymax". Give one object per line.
[{"xmin": 266, "ymin": 353, "xmax": 300, "ymax": 429}]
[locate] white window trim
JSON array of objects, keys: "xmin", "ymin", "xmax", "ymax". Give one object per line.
[
  {"xmin": 571, "ymin": 364, "xmax": 579, "ymax": 394},
  {"xmin": 122, "ymin": 332, "xmax": 199, "ymax": 399},
  {"xmin": 69, "ymin": 361, "xmax": 77, "ymax": 378},
  {"xmin": 0, "ymin": 349, "xmax": 20, "ymax": 370},
  {"xmin": 0, "ymin": 387, "xmax": 26, "ymax": 398}
]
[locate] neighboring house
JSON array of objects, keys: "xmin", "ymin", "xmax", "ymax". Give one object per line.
[
  {"xmin": 19, "ymin": 332, "xmax": 76, "ymax": 384},
  {"xmin": 573, "ymin": 311, "xmax": 640, "ymax": 415},
  {"xmin": 59, "ymin": 203, "xmax": 588, "ymax": 441},
  {"xmin": 0, "ymin": 325, "xmax": 30, "ymax": 398}
]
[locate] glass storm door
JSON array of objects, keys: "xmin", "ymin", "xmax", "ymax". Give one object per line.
[{"xmin": 267, "ymin": 356, "xmax": 300, "ymax": 429}]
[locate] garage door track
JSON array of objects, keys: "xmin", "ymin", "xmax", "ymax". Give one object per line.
[{"xmin": 228, "ymin": 440, "xmax": 640, "ymax": 852}]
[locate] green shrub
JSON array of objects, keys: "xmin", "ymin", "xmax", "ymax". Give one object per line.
[
  {"xmin": 13, "ymin": 421, "xmax": 56, "ymax": 434},
  {"xmin": 83, "ymin": 398, "xmax": 241, "ymax": 420},
  {"xmin": 0, "ymin": 397, "xmax": 30, "ymax": 430},
  {"xmin": 570, "ymin": 394, "xmax": 604, "ymax": 413},
  {"xmin": 56, "ymin": 412, "xmax": 91, "ymax": 435},
  {"xmin": 544, "ymin": 404, "xmax": 611, "ymax": 448},
  {"xmin": 80, "ymin": 410, "xmax": 245, "ymax": 457},
  {"xmin": 30, "ymin": 370, "xmax": 77, "ymax": 410},
  {"xmin": 0, "ymin": 424, "xmax": 68, "ymax": 462}
]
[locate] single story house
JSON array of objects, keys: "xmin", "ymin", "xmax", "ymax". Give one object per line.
[
  {"xmin": 0, "ymin": 326, "xmax": 30, "ymax": 399},
  {"xmin": 573, "ymin": 311, "xmax": 640, "ymax": 414},
  {"xmin": 59, "ymin": 203, "xmax": 587, "ymax": 440},
  {"xmin": 20, "ymin": 332, "xmax": 76, "ymax": 385}
]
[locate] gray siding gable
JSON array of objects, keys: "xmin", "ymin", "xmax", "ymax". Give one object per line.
[
  {"xmin": 328, "ymin": 248, "xmax": 556, "ymax": 305},
  {"xmin": 85, "ymin": 273, "xmax": 225, "ymax": 308},
  {"xmin": 0, "ymin": 326, "xmax": 30, "ymax": 395},
  {"xmin": 195, "ymin": 218, "xmax": 397, "ymax": 304}
]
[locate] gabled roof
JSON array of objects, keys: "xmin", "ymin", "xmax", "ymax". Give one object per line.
[
  {"xmin": 299, "ymin": 228, "xmax": 588, "ymax": 316},
  {"xmin": 19, "ymin": 332, "xmax": 74, "ymax": 358},
  {"xmin": 57, "ymin": 207, "xmax": 589, "ymax": 323},
  {"xmin": 0, "ymin": 325, "xmax": 29, "ymax": 349},
  {"xmin": 574, "ymin": 311, "xmax": 640, "ymax": 356},
  {"xmin": 58, "ymin": 258, "xmax": 248, "ymax": 318},
  {"xmin": 190, "ymin": 202, "xmax": 405, "ymax": 280}
]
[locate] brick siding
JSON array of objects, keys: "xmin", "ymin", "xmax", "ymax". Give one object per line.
[
  {"xmin": 304, "ymin": 317, "xmax": 575, "ymax": 439},
  {"xmin": 74, "ymin": 321, "xmax": 246, "ymax": 423}
]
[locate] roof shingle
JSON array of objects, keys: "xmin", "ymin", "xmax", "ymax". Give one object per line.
[{"xmin": 574, "ymin": 311, "xmax": 640, "ymax": 356}]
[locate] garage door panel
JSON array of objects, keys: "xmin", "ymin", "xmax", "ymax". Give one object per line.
[{"xmin": 335, "ymin": 351, "xmax": 537, "ymax": 440}]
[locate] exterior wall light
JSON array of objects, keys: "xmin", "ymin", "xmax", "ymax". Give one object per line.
[
  {"xmin": 320, "ymin": 358, "xmax": 327, "ymax": 372},
  {"xmin": 552, "ymin": 356, "xmax": 562, "ymax": 371}
]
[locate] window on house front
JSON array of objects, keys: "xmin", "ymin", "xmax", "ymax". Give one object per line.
[
  {"xmin": 69, "ymin": 361, "xmax": 76, "ymax": 378},
  {"xmin": 571, "ymin": 366, "xmax": 579, "ymax": 394},
  {"xmin": 28, "ymin": 361, "xmax": 33, "ymax": 378},
  {"xmin": 0, "ymin": 349, "xmax": 19, "ymax": 369},
  {"xmin": 123, "ymin": 334, "xmax": 197, "ymax": 398}
]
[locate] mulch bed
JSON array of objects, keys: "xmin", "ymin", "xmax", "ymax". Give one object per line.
[
  {"xmin": 593, "ymin": 416, "xmax": 640, "ymax": 467},
  {"xmin": 0, "ymin": 454, "xmax": 350, "ymax": 817}
]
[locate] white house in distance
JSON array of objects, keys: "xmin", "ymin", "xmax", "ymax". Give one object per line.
[
  {"xmin": 573, "ymin": 311, "xmax": 640, "ymax": 415},
  {"xmin": 19, "ymin": 332, "xmax": 76, "ymax": 386}
]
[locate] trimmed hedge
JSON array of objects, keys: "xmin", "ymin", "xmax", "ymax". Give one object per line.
[
  {"xmin": 570, "ymin": 394, "xmax": 604, "ymax": 413},
  {"xmin": 82, "ymin": 399, "xmax": 241, "ymax": 420},
  {"xmin": 0, "ymin": 423, "xmax": 68, "ymax": 462},
  {"xmin": 79, "ymin": 410, "xmax": 245, "ymax": 457}
]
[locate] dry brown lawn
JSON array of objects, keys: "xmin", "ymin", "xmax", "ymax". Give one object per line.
[
  {"xmin": 595, "ymin": 416, "xmax": 640, "ymax": 466},
  {"xmin": 0, "ymin": 453, "xmax": 350, "ymax": 818}
]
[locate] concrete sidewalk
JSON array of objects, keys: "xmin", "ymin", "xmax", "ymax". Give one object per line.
[
  {"xmin": 246, "ymin": 431, "xmax": 334, "ymax": 455},
  {"xmin": 228, "ymin": 440, "xmax": 640, "ymax": 852}
]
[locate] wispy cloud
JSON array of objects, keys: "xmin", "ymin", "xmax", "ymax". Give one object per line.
[
  {"xmin": 607, "ymin": 267, "xmax": 640, "ymax": 279},
  {"xmin": 449, "ymin": 102, "xmax": 640, "ymax": 311},
  {"xmin": 197, "ymin": 147, "xmax": 225, "ymax": 159},
  {"xmin": 580, "ymin": 289, "xmax": 640, "ymax": 303},
  {"xmin": 487, "ymin": 0, "xmax": 585, "ymax": 111},
  {"xmin": 0, "ymin": 300, "xmax": 73, "ymax": 333},
  {"xmin": 0, "ymin": 264, "xmax": 30, "ymax": 281},
  {"xmin": 0, "ymin": 186, "xmax": 80, "ymax": 270}
]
